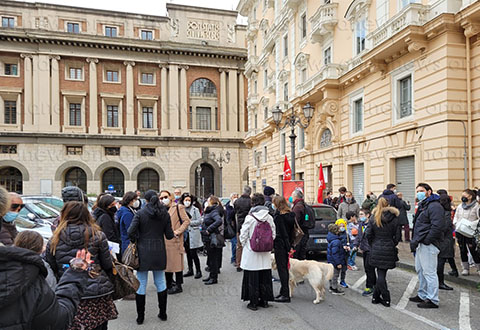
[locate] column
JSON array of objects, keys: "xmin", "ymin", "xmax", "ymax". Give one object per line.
[
  {"xmin": 33, "ymin": 54, "xmax": 51, "ymax": 130},
  {"xmin": 238, "ymin": 71, "xmax": 245, "ymax": 132},
  {"xmin": 20, "ymin": 54, "xmax": 33, "ymax": 130},
  {"xmin": 179, "ymin": 65, "xmax": 188, "ymax": 132},
  {"xmin": 168, "ymin": 64, "xmax": 179, "ymax": 135},
  {"xmin": 219, "ymin": 68, "xmax": 227, "ymax": 131},
  {"xmin": 86, "ymin": 58, "xmax": 99, "ymax": 134},
  {"xmin": 159, "ymin": 63, "xmax": 168, "ymax": 132},
  {"xmin": 50, "ymin": 55, "xmax": 60, "ymax": 131},
  {"xmin": 228, "ymin": 69, "xmax": 238, "ymax": 132},
  {"xmin": 124, "ymin": 61, "xmax": 135, "ymax": 135}
]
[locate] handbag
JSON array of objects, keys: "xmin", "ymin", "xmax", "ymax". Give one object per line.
[
  {"xmin": 122, "ymin": 242, "xmax": 139, "ymax": 269},
  {"xmin": 223, "ymin": 219, "xmax": 236, "ymax": 240},
  {"xmin": 456, "ymin": 218, "xmax": 479, "ymax": 238},
  {"xmin": 210, "ymin": 232, "xmax": 225, "ymax": 248},
  {"xmin": 292, "ymin": 217, "xmax": 304, "ymax": 247},
  {"xmin": 110, "ymin": 260, "xmax": 140, "ymax": 300}
]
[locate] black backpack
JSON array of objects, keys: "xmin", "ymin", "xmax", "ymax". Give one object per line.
[{"xmin": 303, "ymin": 204, "xmax": 316, "ymax": 230}]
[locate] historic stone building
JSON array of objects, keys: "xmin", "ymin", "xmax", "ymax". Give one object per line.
[
  {"xmin": 238, "ymin": 0, "xmax": 480, "ymax": 209},
  {"xmin": 0, "ymin": 1, "xmax": 248, "ymax": 198}
]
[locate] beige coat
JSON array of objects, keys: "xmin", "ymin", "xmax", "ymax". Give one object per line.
[{"xmin": 165, "ymin": 204, "xmax": 190, "ymax": 272}]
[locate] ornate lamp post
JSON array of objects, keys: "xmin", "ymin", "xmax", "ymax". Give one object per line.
[
  {"xmin": 196, "ymin": 164, "xmax": 202, "ymax": 198},
  {"xmin": 209, "ymin": 151, "xmax": 231, "ymax": 197},
  {"xmin": 272, "ymin": 102, "xmax": 314, "ymax": 180}
]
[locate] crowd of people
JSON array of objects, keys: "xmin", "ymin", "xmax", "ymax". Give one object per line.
[{"xmin": 1, "ymin": 179, "xmax": 480, "ymax": 328}]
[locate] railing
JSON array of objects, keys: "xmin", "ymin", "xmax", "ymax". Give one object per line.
[
  {"xmin": 297, "ymin": 63, "xmax": 343, "ymax": 95},
  {"xmin": 310, "ymin": 3, "xmax": 339, "ymax": 43}
]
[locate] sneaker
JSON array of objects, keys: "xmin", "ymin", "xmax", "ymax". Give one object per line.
[
  {"xmin": 331, "ymin": 288, "xmax": 345, "ymax": 295},
  {"xmin": 328, "ymin": 287, "xmax": 333, "ymax": 293},
  {"xmin": 461, "ymin": 269, "xmax": 469, "ymax": 276},
  {"xmin": 351, "ymin": 265, "xmax": 358, "ymax": 271},
  {"xmin": 362, "ymin": 288, "xmax": 373, "ymax": 296},
  {"xmin": 347, "ymin": 265, "xmax": 353, "ymax": 271},
  {"xmin": 340, "ymin": 281, "xmax": 349, "ymax": 288},
  {"xmin": 417, "ymin": 299, "xmax": 439, "ymax": 309},
  {"xmin": 409, "ymin": 295, "xmax": 424, "ymax": 303}
]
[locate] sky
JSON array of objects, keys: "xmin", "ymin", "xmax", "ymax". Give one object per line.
[{"xmin": 14, "ymin": 0, "xmax": 244, "ymax": 17}]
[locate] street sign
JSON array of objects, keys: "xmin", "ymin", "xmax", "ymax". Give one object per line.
[{"xmin": 108, "ymin": 184, "xmax": 114, "ymax": 191}]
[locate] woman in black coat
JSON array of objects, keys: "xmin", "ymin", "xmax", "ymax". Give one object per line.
[
  {"xmin": 366, "ymin": 197, "xmax": 400, "ymax": 307},
  {"xmin": 95, "ymin": 194, "xmax": 120, "ymax": 244},
  {"xmin": 127, "ymin": 190, "xmax": 175, "ymax": 324},
  {"xmin": 201, "ymin": 196, "xmax": 224, "ymax": 285}
]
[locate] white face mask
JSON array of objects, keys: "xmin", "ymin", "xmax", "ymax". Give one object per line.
[
  {"xmin": 132, "ymin": 200, "xmax": 140, "ymax": 208},
  {"xmin": 162, "ymin": 198, "xmax": 171, "ymax": 206},
  {"xmin": 184, "ymin": 201, "xmax": 191, "ymax": 208}
]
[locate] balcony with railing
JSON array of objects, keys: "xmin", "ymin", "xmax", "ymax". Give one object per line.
[
  {"xmin": 310, "ymin": 2, "xmax": 339, "ymax": 44},
  {"xmin": 297, "ymin": 63, "xmax": 343, "ymax": 96}
]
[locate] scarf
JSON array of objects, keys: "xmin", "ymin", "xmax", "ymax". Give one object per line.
[{"xmin": 462, "ymin": 201, "xmax": 476, "ymax": 210}]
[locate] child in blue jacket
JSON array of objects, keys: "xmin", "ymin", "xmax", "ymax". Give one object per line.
[{"xmin": 327, "ymin": 223, "xmax": 347, "ymax": 295}]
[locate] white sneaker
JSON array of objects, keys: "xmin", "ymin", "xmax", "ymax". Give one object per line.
[{"xmin": 461, "ymin": 269, "xmax": 469, "ymax": 276}]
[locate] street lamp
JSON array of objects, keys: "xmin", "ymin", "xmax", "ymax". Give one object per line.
[
  {"xmin": 209, "ymin": 150, "xmax": 231, "ymax": 197},
  {"xmin": 272, "ymin": 102, "xmax": 314, "ymax": 180},
  {"xmin": 196, "ymin": 164, "xmax": 202, "ymax": 198}
]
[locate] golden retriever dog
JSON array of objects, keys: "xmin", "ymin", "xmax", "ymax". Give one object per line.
[{"xmin": 272, "ymin": 255, "xmax": 334, "ymax": 304}]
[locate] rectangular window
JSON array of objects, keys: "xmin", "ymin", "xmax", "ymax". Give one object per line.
[
  {"xmin": 301, "ymin": 68, "xmax": 307, "ymax": 83},
  {"xmin": 4, "ymin": 63, "xmax": 18, "ymax": 76},
  {"xmin": 401, "ymin": 0, "xmax": 417, "ymax": 9},
  {"xmin": 254, "ymin": 80, "xmax": 258, "ymax": 94},
  {"xmin": 105, "ymin": 26, "xmax": 117, "ymax": 37},
  {"xmin": 141, "ymin": 72, "xmax": 154, "ymax": 84},
  {"xmin": 196, "ymin": 107, "xmax": 211, "ymax": 130},
  {"xmin": 284, "ymin": 82, "xmax": 289, "ymax": 102},
  {"xmin": 105, "ymin": 147, "xmax": 120, "ymax": 156},
  {"xmin": 189, "ymin": 106, "xmax": 193, "ymax": 129},
  {"xmin": 141, "ymin": 30, "xmax": 153, "ymax": 40},
  {"xmin": 376, "ymin": 0, "xmax": 389, "ymax": 27},
  {"xmin": 1, "ymin": 17, "xmax": 14, "ymax": 28},
  {"xmin": 298, "ymin": 127, "xmax": 305, "ymax": 150},
  {"xmin": 141, "ymin": 148, "xmax": 156, "ymax": 157},
  {"xmin": 67, "ymin": 22, "xmax": 80, "ymax": 33},
  {"xmin": 142, "ymin": 107, "xmax": 154, "ymax": 129},
  {"xmin": 4, "ymin": 101, "xmax": 16, "ymax": 124},
  {"xmin": 355, "ymin": 19, "xmax": 366, "ymax": 55},
  {"xmin": 106, "ymin": 70, "xmax": 119, "ymax": 82},
  {"xmin": 69, "ymin": 67, "xmax": 82, "ymax": 80},
  {"xmin": 324, "ymin": 47, "xmax": 332, "ymax": 65},
  {"xmin": 252, "ymin": 180, "xmax": 257, "ymax": 192},
  {"xmin": 0, "ymin": 145, "xmax": 17, "ymax": 154},
  {"xmin": 215, "ymin": 107, "xmax": 219, "ymax": 130},
  {"xmin": 69, "ymin": 103, "xmax": 81, "ymax": 126},
  {"xmin": 107, "ymin": 105, "xmax": 119, "ymax": 127},
  {"xmin": 66, "ymin": 146, "xmax": 83, "ymax": 155},
  {"xmin": 264, "ymin": 106, "xmax": 268, "ymax": 120},
  {"xmin": 301, "ymin": 14, "xmax": 307, "ymax": 39},
  {"xmin": 263, "ymin": 146, "xmax": 268, "ymax": 164},
  {"xmin": 254, "ymin": 114, "xmax": 258, "ymax": 129},
  {"xmin": 283, "ymin": 34, "xmax": 288, "ymax": 57},
  {"xmin": 399, "ymin": 75, "xmax": 412, "ymax": 118},
  {"xmin": 280, "ymin": 132, "xmax": 286, "ymax": 155},
  {"xmin": 264, "ymin": 69, "xmax": 268, "ymax": 88},
  {"xmin": 353, "ymin": 98, "xmax": 363, "ymax": 133}
]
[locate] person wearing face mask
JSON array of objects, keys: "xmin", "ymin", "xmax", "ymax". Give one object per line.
[
  {"xmin": 162, "ymin": 190, "xmax": 190, "ymax": 294},
  {"xmin": 334, "ymin": 218, "xmax": 350, "ymax": 288},
  {"xmin": 95, "ymin": 194, "xmax": 121, "ymax": 245},
  {"xmin": 378, "ymin": 184, "xmax": 402, "ymax": 209},
  {"xmin": 117, "ymin": 191, "xmax": 139, "ymax": 254},
  {"xmin": 334, "ymin": 187, "xmax": 347, "ymax": 209},
  {"xmin": 453, "ymin": 189, "xmax": 480, "ymax": 275},
  {"xmin": 355, "ymin": 209, "xmax": 376, "ymax": 296},
  {"xmin": 174, "ymin": 188, "xmax": 182, "ymax": 204},
  {"xmin": 337, "ymin": 191, "xmax": 360, "ymax": 220},
  {"xmin": 180, "ymin": 193, "xmax": 203, "ymax": 279},
  {"xmin": 0, "ymin": 193, "xmax": 22, "ymax": 246},
  {"xmin": 225, "ymin": 193, "xmax": 238, "ymax": 265},
  {"xmin": 409, "ymin": 183, "xmax": 444, "ymax": 309},
  {"xmin": 327, "ymin": 222, "xmax": 347, "ymax": 295}
]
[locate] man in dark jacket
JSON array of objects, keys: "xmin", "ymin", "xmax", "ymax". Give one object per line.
[
  {"xmin": 233, "ymin": 186, "xmax": 252, "ymax": 271},
  {"xmin": 379, "ymin": 184, "xmax": 402, "ymax": 209},
  {"xmin": 291, "ymin": 189, "xmax": 308, "ymax": 260},
  {"xmin": 409, "ymin": 183, "xmax": 444, "ymax": 309},
  {"xmin": 225, "ymin": 193, "xmax": 238, "ymax": 265},
  {"xmin": 263, "ymin": 186, "xmax": 275, "ymax": 216},
  {"xmin": 334, "ymin": 187, "xmax": 347, "ymax": 209}
]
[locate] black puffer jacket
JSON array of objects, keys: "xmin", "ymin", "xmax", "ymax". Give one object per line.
[
  {"xmin": 202, "ymin": 205, "xmax": 224, "ymax": 236},
  {"xmin": 273, "ymin": 211, "xmax": 295, "ymax": 250},
  {"xmin": 127, "ymin": 201, "xmax": 175, "ymax": 271},
  {"xmin": 234, "ymin": 194, "xmax": 251, "ymax": 234},
  {"xmin": 95, "ymin": 207, "xmax": 120, "ymax": 243},
  {"xmin": 0, "ymin": 246, "xmax": 87, "ymax": 330},
  {"xmin": 366, "ymin": 207, "xmax": 400, "ymax": 270},
  {"xmin": 45, "ymin": 224, "xmax": 114, "ymax": 299},
  {"xmin": 411, "ymin": 194, "xmax": 444, "ymax": 251}
]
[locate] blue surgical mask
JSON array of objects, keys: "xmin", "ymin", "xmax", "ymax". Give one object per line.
[
  {"xmin": 339, "ymin": 227, "xmax": 346, "ymax": 232},
  {"xmin": 359, "ymin": 216, "xmax": 367, "ymax": 222},
  {"xmin": 417, "ymin": 191, "xmax": 426, "ymax": 202},
  {"xmin": 3, "ymin": 211, "xmax": 18, "ymax": 223},
  {"xmin": 272, "ymin": 204, "xmax": 276, "ymax": 211},
  {"xmin": 288, "ymin": 196, "xmax": 293, "ymax": 203}
]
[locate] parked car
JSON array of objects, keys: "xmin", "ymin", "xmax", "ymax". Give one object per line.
[
  {"xmin": 305, "ymin": 203, "xmax": 338, "ymax": 256},
  {"xmin": 22, "ymin": 195, "xmax": 64, "ymax": 211},
  {"xmin": 15, "ymin": 201, "xmax": 60, "ymax": 241}
]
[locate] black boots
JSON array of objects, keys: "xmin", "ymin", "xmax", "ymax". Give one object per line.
[
  {"xmin": 371, "ymin": 288, "xmax": 382, "ymax": 305},
  {"xmin": 157, "ymin": 290, "xmax": 168, "ymax": 321},
  {"xmin": 381, "ymin": 291, "xmax": 391, "ymax": 307},
  {"xmin": 135, "ymin": 294, "xmax": 146, "ymax": 325}
]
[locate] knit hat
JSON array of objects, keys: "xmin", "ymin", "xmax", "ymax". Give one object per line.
[
  {"xmin": 263, "ymin": 186, "xmax": 275, "ymax": 196},
  {"xmin": 61, "ymin": 186, "xmax": 84, "ymax": 203},
  {"xmin": 328, "ymin": 223, "xmax": 339, "ymax": 234},
  {"xmin": 335, "ymin": 218, "xmax": 347, "ymax": 228}
]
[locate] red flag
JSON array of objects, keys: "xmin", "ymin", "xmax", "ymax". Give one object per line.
[
  {"xmin": 283, "ymin": 155, "xmax": 292, "ymax": 181},
  {"xmin": 317, "ymin": 163, "xmax": 326, "ymax": 203}
]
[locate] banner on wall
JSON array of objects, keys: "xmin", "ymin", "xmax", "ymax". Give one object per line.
[{"xmin": 282, "ymin": 180, "xmax": 304, "ymax": 200}]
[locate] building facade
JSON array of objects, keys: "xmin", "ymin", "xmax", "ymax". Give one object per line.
[
  {"xmin": 0, "ymin": 1, "xmax": 248, "ymax": 198},
  {"xmin": 238, "ymin": 0, "xmax": 480, "ymax": 207}
]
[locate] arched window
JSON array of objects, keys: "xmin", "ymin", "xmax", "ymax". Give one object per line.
[
  {"xmin": 0, "ymin": 167, "xmax": 22, "ymax": 193},
  {"xmin": 320, "ymin": 128, "xmax": 332, "ymax": 148},
  {"xmin": 137, "ymin": 168, "xmax": 159, "ymax": 192},
  {"xmin": 65, "ymin": 167, "xmax": 87, "ymax": 193},
  {"xmin": 189, "ymin": 78, "xmax": 217, "ymax": 97},
  {"xmin": 102, "ymin": 168, "xmax": 124, "ymax": 197}
]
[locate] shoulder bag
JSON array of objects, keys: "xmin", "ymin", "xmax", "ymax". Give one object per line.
[
  {"xmin": 110, "ymin": 260, "xmax": 140, "ymax": 300},
  {"xmin": 122, "ymin": 242, "xmax": 139, "ymax": 269},
  {"xmin": 456, "ymin": 217, "xmax": 479, "ymax": 238}
]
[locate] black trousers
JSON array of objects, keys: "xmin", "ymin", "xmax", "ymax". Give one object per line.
[
  {"xmin": 363, "ymin": 251, "xmax": 377, "ymax": 289},
  {"xmin": 207, "ymin": 244, "xmax": 222, "ymax": 281},
  {"xmin": 447, "ymin": 257, "xmax": 458, "ymax": 272},
  {"xmin": 165, "ymin": 271, "xmax": 183, "ymax": 289},
  {"xmin": 437, "ymin": 257, "xmax": 447, "ymax": 284},
  {"xmin": 185, "ymin": 239, "xmax": 201, "ymax": 273},
  {"xmin": 375, "ymin": 268, "xmax": 389, "ymax": 300},
  {"xmin": 457, "ymin": 233, "xmax": 480, "ymax": 263},
  {"xmin": 274, "ymin": 247, "xmax": 290, "ymax": 297},
  {"xmin": 293, "ymin": 232, "xmax": 309, "ymax": 260},
  {"xmin": 93, "ymin": 322, "xmax": 108, "ymax": 330}
]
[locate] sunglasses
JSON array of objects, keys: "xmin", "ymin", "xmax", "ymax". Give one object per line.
[
  {"xmin": 160, "ymin": 196, "xmax": 170, "ymax": 200},
  {"xmin": 11, "ymin": 203, "xmax": 25, "ymax": 210}
]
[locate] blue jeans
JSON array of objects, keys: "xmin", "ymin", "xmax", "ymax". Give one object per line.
[
  {"xmin": 136, "ymin": 270, "xmax": 166, "ymax": 295},
  {"xmin": 415, "ymin": 243, "xmax": 440, "ymax": 305},
  {"xmin": 348, "ymin": 250, "xmax": 357, "ymax": 267},
  {"xmin": 230, "ymin": 236, "xmax": 237, "ymax": 264}
]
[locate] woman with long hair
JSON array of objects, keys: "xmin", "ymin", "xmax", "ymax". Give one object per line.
[
  {"xmin": 366, "ymin": 197, "xmax": 400, "ymax": 307},
  {"xmin": 95, "ymin": 194, "xmax": 120, "ymax": 244},
  {"xmin": 272, "ymin": 195, "xmax": 295, "ymax": 303},
  {"xmin": 162, "ymin": 190, "xmax": 190, "ymax": 294},
  {"xmin": 128, "ymin": 190, "xmax": 175, "ymax": 324},
  {"xmin": 117, "ymin": 191, "xmax": 138, "ymax": 254},
  {"xmin": 46, "ymin": 201, "xmax": 117, "ymax": 330},
  {"xmin": 179, "ymin": 193, "xmax": 203, "ymax": 279}
]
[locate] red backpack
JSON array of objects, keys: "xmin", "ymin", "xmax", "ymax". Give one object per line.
[{"xmin": 249, "ymin": 213, "xmax": 274, "ymax": 252}]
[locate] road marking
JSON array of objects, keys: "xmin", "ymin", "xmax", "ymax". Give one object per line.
[
  {"xmin": 352, "ymin": 274, "xmax": 366, "ymax": 289},
  {"xmin": 459, "ymin": 291, "xmax": 471, "ymax": 330},
  {"xmin": 392, "ymin": 305, "xmax": 449, "ymax": 330},
  {"xmin": 397, "ymin": 276, "xmax": 418, "ymax": 310}
]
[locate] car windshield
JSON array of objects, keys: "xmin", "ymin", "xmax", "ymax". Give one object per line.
[
  {"xmin": 21, "ymin": 202, "xmax": 58, "ymax": 219},
  {"xmin": 314, "ymin": 207, "xmax": 337, "ymax": 221}
]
